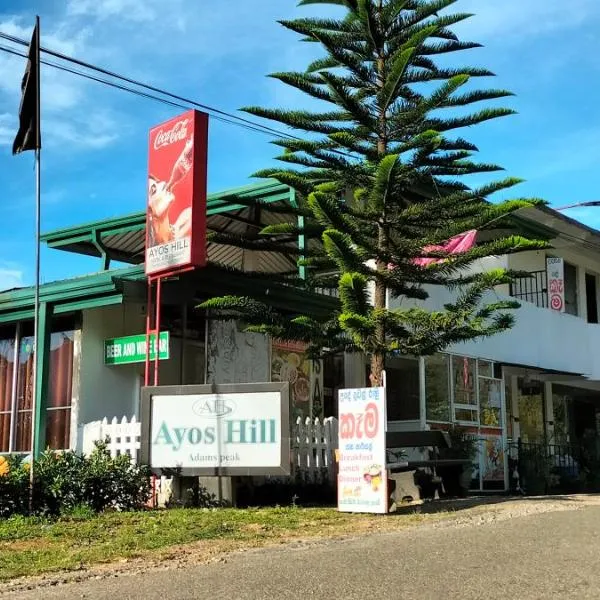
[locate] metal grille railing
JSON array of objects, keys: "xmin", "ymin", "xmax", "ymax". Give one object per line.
[
  {"xmin": 509, "ymin": 270, "xmax": 548, "ymax": 308},
  {"xmin": 511, "ymin": 439, "xmax": 600, "ymax": 495}
]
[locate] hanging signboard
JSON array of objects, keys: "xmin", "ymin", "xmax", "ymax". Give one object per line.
[
  {"xmin": 146, "ymin": 109, "xmax": 208, "ymax": 276},
  {"xmin": 546, "ymin": 257, "xmax": 565, "ymax": 313},
  {"xmin": 140, "ymin": 382, "xmax": 291, "ymax": 476},
  {"xmin": 104, "ymin": 332, "xmax": 170, "ymax": 365},
  {"xmin": 337, "ymin": 387, "xmax": 387, "ymax": 514}
]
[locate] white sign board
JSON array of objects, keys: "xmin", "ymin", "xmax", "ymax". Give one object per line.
[
  {"xmin": 141, "ymin": 383, "xmax": 290, "ymax": 476},
  {"xmin": 337, "ymin": 387, "xmax": 387, "ymax": 514},
  {"xmin": 547, "ymin": 257, "xmax": 565, "ymax": 312}
]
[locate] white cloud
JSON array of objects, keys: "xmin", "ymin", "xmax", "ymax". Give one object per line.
[
  {"xmin": 67, "ymin": 0, "xmax": 157, "ymax": 23},
  {"xmin": 454, "ymin": 0, "xmax": 600, "ymax": 40},
  {"xmin": 43, "ymin": 109, "xmax": 123, "ymax": 149},
  {"xmin": 0, "ymin": 112, "xmax": 13, "ymax": 146},
  {"xmin": 0, "ymin": 264, "xmax": 23, "ymax": 290}
]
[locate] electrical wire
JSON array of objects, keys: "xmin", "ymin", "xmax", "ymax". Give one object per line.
[
  {"xmin": 0, "ymin": 30, "xmax": 305, "ymax": 142},
  {"xmin": 0, "ymin": 42, "xmax": 302, "ymax": 139}
]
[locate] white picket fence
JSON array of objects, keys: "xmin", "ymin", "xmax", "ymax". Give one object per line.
[{"xmin": 79, "ymin": 415, "xmax": 339, "ymax": 485}]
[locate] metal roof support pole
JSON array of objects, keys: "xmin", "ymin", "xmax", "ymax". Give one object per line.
[
  {"xmin": 32, "ymin": 301, "xmax": 51, "ymax": 458},
  {"xmin": 289, "ymin": 188, "xmax": 305, "ymax": 281}
]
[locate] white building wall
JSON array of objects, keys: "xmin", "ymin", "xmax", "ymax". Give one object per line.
[
  {"xmin": 78, "ymin": 304, "xmax": 145, "ymax": 425},
  {"xmin": 389, "ymin": 283, "xmax": 600, "ymax": 379}
]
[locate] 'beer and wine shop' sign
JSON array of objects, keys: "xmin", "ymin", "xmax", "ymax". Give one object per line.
[
  {"xmin": 104, "ymin": 332, "xmax": 170, "ymax": 365},
  {"xmin": 140, "ymin": 383, "xmax": 291, "ymax": 476}
]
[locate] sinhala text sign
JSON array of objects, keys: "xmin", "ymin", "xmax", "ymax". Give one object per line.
[
  {"xmin": 337, "ymin": 387, "xmax": 387, "ymax": 514},
  {"xmin": 140, "ymin": 383, "xmax": 290, "ymax": 476}
]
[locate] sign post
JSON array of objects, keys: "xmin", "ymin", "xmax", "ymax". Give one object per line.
[
  {"xmin": 140, "ymin": 382, "xmax": 291, "ymax": 476},
  {"xmin": 144, "ymin": 109, "xmax": 208, "ymax": 387},
  {"xmin": 337, "ymin": 387, "xmax": 387, "ymax": 514}
]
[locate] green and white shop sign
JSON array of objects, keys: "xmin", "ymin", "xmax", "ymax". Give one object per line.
[{"xmin": 104, "ymin": 332, "xmax": 170, "ymax": 365}]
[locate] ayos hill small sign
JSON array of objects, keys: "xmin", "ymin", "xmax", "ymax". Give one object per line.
[
  {"xmin": 140, "ymin": 383, "xmax": 291, "ymax": 476},
  {"xmin": 146, "ymin": 110, "xmax": 208, "ymax": 276}
]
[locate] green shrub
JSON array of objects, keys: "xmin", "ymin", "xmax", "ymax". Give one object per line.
[
  {"xmin": 0, "ymin": 441, "xmax": 151, "ymax": 518},
  {"xmin": 0, "ymin": 455, "xmax": 29, "ymax": 518}
]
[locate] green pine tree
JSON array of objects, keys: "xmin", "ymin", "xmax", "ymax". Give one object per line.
[{"xmin": 201, "ymin": 0, "xmax": 548, "ymax": 386}]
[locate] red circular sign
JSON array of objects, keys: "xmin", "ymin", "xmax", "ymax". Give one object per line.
[{"xmin": 550, "ymin": 293, "xmax": 563, "ymax": 311}]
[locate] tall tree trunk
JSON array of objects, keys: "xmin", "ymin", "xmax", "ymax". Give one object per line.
[{"xmin": 371, "ymin": 3, "xmax": 387, "ymax": 388}]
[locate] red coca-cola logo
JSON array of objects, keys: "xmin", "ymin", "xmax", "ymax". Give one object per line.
[
  {"xmin": 154, "ymin": 119, "xmax": 189, "ymax": 150},
  {"xmin": 340, "ymin": 402, "xmax": 379, "ymax": 439}
]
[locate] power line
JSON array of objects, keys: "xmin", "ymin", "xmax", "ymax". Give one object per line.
[
  {"xmin": 0, "ymin": 42, "xmax": 301, "ymax": 139},
  {"xmin": 0, "ymin": 29, "xmax": 301, "ymax": 142}
]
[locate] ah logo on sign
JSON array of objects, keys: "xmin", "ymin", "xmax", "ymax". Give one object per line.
[{"xmin": 192, "ymin": 397, "xmax": 235, "ymax": 418}]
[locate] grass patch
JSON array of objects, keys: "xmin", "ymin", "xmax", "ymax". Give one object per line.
[{"xmin": 0, "ymin": 507, "xmax": 436, "ymax": 582}]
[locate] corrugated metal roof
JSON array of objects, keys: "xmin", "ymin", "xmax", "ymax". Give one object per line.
[{"xmin": 41, "ymin": 180, "xmax": 300, "ymax": 274}]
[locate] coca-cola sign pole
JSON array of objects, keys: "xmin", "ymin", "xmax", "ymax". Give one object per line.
[{"xmin": 144, "ymin": 110, "xmax": 208, "ymax": 387}]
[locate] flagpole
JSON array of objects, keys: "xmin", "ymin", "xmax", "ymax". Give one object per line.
[{"xmin": 29, "ymin": 15, "xmax": 41, "ymax": 511}]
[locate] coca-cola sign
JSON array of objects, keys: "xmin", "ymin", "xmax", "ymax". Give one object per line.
[
  {"xmin": 146, "ymin": 110, "xmax": 208, "ymax": 277},
  {"xmin": 153, "ymin": 119, "xmax": 190, "ymax": 150}
]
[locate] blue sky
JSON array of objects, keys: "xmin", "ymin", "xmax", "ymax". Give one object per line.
[{"xmin": 0, "ymin": 0, "xmax": 600, "ymax": 289}]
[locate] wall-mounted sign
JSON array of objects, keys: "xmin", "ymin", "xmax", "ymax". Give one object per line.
[
  {"xmin": 146, "ymin": 109, "xmax": 208, "ymax": 276},
  {"xmin": 337, "ymin": 387, "xmax": 387, "ymax": 514},
  {"xmin": 271, "ymin": 339, "xmax": 323, "ymax": 421},
  {"xmin": 104, "ymin": 332, "xmax": 170, "ymax": 365},
  {"xmin": 140, "ymin": 382, "xmax": 291, "ymax": 476},
  {"xmin": 546, "ymin": 257, "xmax": 565, "ymax": 313}
]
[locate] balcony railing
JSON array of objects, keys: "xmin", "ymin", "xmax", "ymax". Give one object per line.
[{"xmin": 509, "ymin": 270, "xmax": 548, "ymax": 309}]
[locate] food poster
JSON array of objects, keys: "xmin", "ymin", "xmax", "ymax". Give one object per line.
[
  {"xmin": 480, "ymin": 434, "xmax": 505, "ymax": 482},
  {"xmin": 271, "ymin": 340, "xmax": 323, "ymax": 421},
  {"xmin": 337, "ymin": 387, "xmax": 387, "ymax": 513}
]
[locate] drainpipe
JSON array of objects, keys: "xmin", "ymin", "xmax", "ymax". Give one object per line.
[{"xmin": 92, "ymin": 229, "xmax": 110, "ymax": 271}]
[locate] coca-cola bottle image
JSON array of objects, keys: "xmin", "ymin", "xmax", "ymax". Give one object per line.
[{"xmin": 166, "ymin": 136, "xmax": 193, "ymax": 192}]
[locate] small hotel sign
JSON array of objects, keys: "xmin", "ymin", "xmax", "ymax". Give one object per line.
[{"xmin": 104, "ymin": 332, "xmax": 170, "ymax": 365}]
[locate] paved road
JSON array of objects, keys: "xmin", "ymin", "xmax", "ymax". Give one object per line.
[{"xmin": 6, "ymin": 504, "xmax": 600, "ymax": 599}]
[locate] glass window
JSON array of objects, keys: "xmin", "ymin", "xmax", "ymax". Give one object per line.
[
  {"xmin": 479, "ymin": 378, "xmax": 502, "ymax": 428},
  {"xmin": 0, "ymin": 338, "xmax": 16, "ymax": 453},
  {"xmin": 385, "ymin": 357, "xmax": 419, "ymax": 421},
  {"xmin": 455, "ymin": 408, "xmax": 478, "ymax": 423},
  {"xmin": 478, "ymin": 360, "xmax": 493, "ymax": 378},
  {"xmin": 452, "ymin": 356, "xmax": 476, "ymax": 406},
  {"xmin": 425, "ymin": 354, "xmax": 450, "ymax": 422},
  {"xmin": 45, "ymin": 332, "xmax": 75, "ymax": 450},
  {"xmin": 0, "ymin": 330, "xmax": 75, "ymax": 453},
  {"xmin": 14, "ymin": 337, "xmax": 34, "ymax": 452}
]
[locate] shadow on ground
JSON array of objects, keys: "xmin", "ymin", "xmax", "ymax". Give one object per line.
[{"xmin": 390, "ymin": 494, "xmax": 598, "ymax": 516}]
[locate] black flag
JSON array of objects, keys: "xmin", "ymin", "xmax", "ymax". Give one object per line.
[{"xmin": 12, "ymin": 19, "xmax": 40, "ymax": 155}]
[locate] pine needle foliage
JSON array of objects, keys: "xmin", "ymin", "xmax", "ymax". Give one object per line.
[{"xmin": 200, "ymin": 0, "xmax": 548, "ymax": 385}]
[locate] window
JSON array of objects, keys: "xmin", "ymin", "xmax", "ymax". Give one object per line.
[
  {"xmin": 0, "ymin": 329, "xmax": 75, "ymax": 453},
  {"xmin": 45, "ymin": 333, "xmax": 75, "ymax": 450},
  {"xmin": 0, "ymin": 338, "xmax": 16, "ymax": 452},
  {"xmin": 564, "ymin": 262, "xmax": 578, "ymax": 316},
  {"xmin": 385, "ymin": 357, "xmax": 419, "ymax": 421},
  {"xmin": 479, "ymin": 378, "xmax": 502, "ymax": 428},
  {"xmin": 425, "ymin": 354, "xmax": 450, "ymax": 422},
  {"xmin": 452, "ymin": 356, "xmax": 478, "ymax": 424}
]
